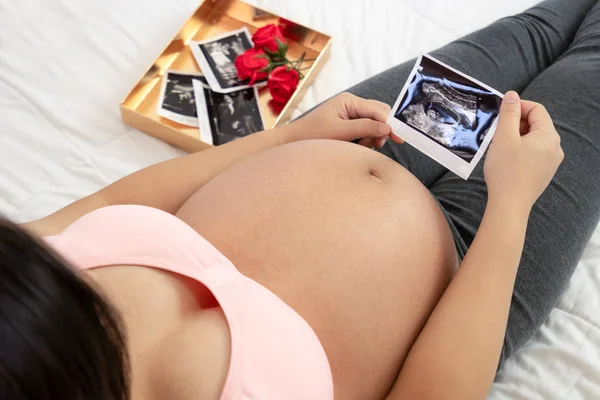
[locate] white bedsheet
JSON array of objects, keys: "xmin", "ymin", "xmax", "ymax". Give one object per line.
[{"xmin": 1, "ymin": 0, "xmax": 599, "ymax": 398}]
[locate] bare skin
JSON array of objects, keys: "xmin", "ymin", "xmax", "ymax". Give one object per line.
[
  {"xmin": 176, "ymin": 140, "xmax": 458, "ymax": 399},
  {"xmin": 26, "ymin": 92, "xmax": 563, "ymax": 400},
  {"xmin": 86, "ymin": 266, "xmax": 231, "ymax": 400},
  {"xmin": 86, "ymin": 140, "xmax": 457, "ymax": 400}
]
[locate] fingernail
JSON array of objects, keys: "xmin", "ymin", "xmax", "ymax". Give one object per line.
[
  {"xmin": 504, "ymin": 91, "xmax": 519, "ymax": 104},
  {"xmin": 379, "ymin": 123, "xmax": 391, "ymax": 135}
]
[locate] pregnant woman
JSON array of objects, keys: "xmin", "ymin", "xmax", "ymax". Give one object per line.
[{"xmin": 1, "ymin": 0, "xmax": 598, "ymax": 399}]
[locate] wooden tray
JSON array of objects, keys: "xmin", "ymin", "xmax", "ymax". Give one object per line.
[{"xmin": 120, "ymin": 0, "xmax": 332, "ymax": 152}]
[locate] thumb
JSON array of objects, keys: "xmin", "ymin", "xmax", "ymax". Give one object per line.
[
  {"xmin": 496, "ymin": 91, "xmax": 522, "ymax": 139},
  {"xmin": 342, "ymin": 119, "xmax": 391, "ymax": 140}
]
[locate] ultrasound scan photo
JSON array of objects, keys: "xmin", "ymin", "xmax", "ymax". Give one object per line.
[
  {"xmin": 204, "ymin": 87, "xmax": 264, "ymax": 145},
  {"xmin": 193, "ymin": 79, "xmax": 264, "ymax": 147},
  {"xmin": 157, "ymin": 71, "xmax": 207, "ymax": 127},
  {"xmin": 201, "ymin": 31, "xmax": 252, "ymax": 89},
  {"xmin": 191, "ymin": 28, "xmax": 267, "ymax": 94},
  {"xmin": 394, "ymin": 56, "xmax": 502, "ymax": 162},
  {"xmin": 162, "ymin": 73, "xmax": 198, "ymax": 117}
]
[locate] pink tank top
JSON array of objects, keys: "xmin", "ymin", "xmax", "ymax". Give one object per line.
[{"xmin": 43, "ymin": 205, "xmax": 334, "ymax": 399}]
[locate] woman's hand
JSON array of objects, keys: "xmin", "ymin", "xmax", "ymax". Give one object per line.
[
  {"xmin": 484, "ymin": 91, "xmax": 564, "ymax": 214},
  {"xmin": 286, "ymin": 92, "xmax": 403, "ymax": 148}
]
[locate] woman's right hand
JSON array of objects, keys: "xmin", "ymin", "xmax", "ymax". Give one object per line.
[
  {"xmin": 285, "ymin": 92, "xmax": 400, "ymax": 147},
  {"xmin": 484, "ymin": 91, "xmax": 564, "ymax": 214}
]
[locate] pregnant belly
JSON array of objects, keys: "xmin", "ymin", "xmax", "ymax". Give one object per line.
[{"xmin": 176, "ymin": 140, "xmax": 458, "ymax": 400}]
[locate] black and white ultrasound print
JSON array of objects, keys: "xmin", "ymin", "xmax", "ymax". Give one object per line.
[
  {"xmin": 201, "ymin": 34, "xmax": 248, "ymax": 88},
  {"xmin": 157, "ymin": 71, "xmax": 207, "ymax": 127},
  {"xmin": 394, "ymin": 56, "xmax": 502, "ymax": 162},
  {"xmin": 193, "ymin": 79, "xmax": 264, "ymax": 146},
  {"xmin": 191, "ymin": 28, "xmax": 267, "ymax": 93}
]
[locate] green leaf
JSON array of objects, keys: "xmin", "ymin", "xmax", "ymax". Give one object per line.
[
  {"xmin": 276, "ymin": 37, "xmax": 288, "ymax": 58},
  {"xmin": 266, "ymin": 47, "xmax": 284, "ymax": 62},
  {"xmin": 264, "ymin": 47, "xmax": 279, "ymax": 59}
]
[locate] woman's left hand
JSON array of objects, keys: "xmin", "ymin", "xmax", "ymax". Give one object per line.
[{"xmin": 286, "ymin": 92, "xmax": 403, "ymax": 148}]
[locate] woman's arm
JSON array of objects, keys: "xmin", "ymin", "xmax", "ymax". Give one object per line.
[
  {"xmin": 23, "ymin": 127, "xmax": 291, "ymax": 236},
  {"xmin": 24, "ymin": 93, "xmax": 393, "ymax": 236},
  {"xmin": 387, "ymin": 93, "xmax": 564, "ymax": 400},
  {"xmin": 387, "ymin": 201, "xmax": 528, "ymax": 400}
]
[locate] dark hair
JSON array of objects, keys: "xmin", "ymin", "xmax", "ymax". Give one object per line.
[{"xmin": 0, "ymin": 217, "xmax": 130, "ymax": 400}]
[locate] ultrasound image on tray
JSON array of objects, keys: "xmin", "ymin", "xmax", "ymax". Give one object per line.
[
  {"xmin": 156, "ymin": 71, "xmax": 208, "ymax": 127},
  {"xmin": 193, "ymin": 80, "xmax": 264, "ymax": 146},
  {"xmin": 202, "ymin": 35, "xmax": 248, "ymax": 89},
  {"xmin": 207, "ymin": 88, "xmax": 264, "ymax": 145},
  {"xmin": 191, "ymin": 28, "xmax": 267, "ymax": 94},
  {"xmin": 394, "ymin": 56, "xmax": 502, "ymax": 162}
]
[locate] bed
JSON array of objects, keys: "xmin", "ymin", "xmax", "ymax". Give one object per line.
[{"xmin": 1, "ymin": 0, "xmax": 599, "ymax": 398}]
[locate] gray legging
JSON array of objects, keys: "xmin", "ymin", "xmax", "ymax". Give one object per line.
[{"xmin": 344, "ymin": 0, "xmax": 600, "ymax": 364}]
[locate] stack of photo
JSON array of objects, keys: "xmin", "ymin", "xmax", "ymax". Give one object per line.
[{"xmin": 157, "ymin": 27, "xmax": 265, "ymax": 146}]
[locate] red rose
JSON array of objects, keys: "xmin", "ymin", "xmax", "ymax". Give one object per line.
[
  {"xmin": 267, "ymin": 66, "xmax": 299, "ymax": 104},
  {"xmin": 234, "ymin": 48, "xmax": 269, "ymax": 85},
  {"xmin": 252, "ymin": 24, "xmax": 285, "ymax": 52}
]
